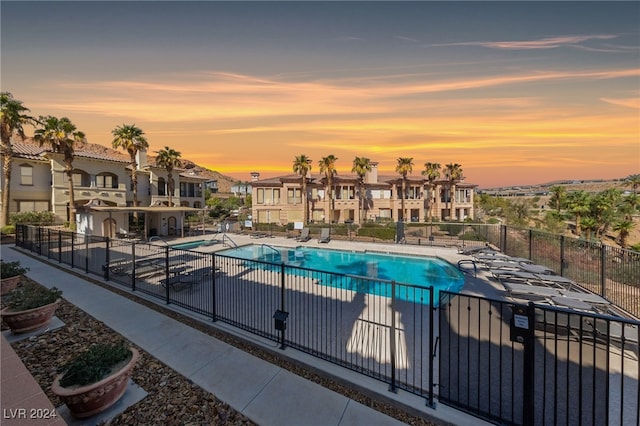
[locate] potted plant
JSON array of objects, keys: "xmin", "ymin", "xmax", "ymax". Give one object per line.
[
  {"xmin": 51, "ymin": 342, "xmax": 140, "ymax": 419},
  {"xmin": 1, "ymin": 281, "xmax": 61, "ymax": 333},
  {"xmin": 0, "ymin": 260, "xmax": 29, "ymax": 295}
]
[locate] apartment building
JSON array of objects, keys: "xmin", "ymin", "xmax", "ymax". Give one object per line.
[
  {"xmin": 2, "ymin": 138, "xmax": 206, "ymax": 238},
  {"xmin": 251, "ymin": 163, "xmax": 476, "ymax": 225}
]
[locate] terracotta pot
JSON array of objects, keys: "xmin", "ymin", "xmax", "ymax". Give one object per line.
[
  {"xmin": 1, "ymin": 275, "xmax": 21, "ymax": 295},
  {"xmin": 0, "ymin": 299, "xmax": 61, "ymax": 333},
  {"xmin": 52, "ymin": 347, "xmax": 139, "ymax": 419}
]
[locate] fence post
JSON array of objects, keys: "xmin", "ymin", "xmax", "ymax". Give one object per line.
[
  {"xmin": 71, "ymin": 232, "xmax": 75, "ymax": 269},
  {"xmin": 528, "ymin": 229, "xmax": 533, "ymax": 260},
  {"xmin": 560, "ymin": 235, "xmax": 566, "ymax": 276},
  {"xmin": 389, "ymin": 280, "xmax": 397, "ymax": 393},
  {"xmin": 165, "ymin": 246, "xmax": 170, "ymax": 304},
  {"xmin": 37, "ymin": 227, "xmax": 42, "ymax": 255},
  {"xmin": 131, "ymin": 242, "xmax": 136, "ymax": 290},
  {"xmin": 500, "ymin": 224, "xmax": 507, "ymax": 253},
  {"xmin": 85, "ymin": 235, "xmax": 89, "ymax": 273},
  {"xmin": 104, "ymin": 237, "xmax": 110, "ymax": 281},
  {"xmin": 58, "ymin": 230, "xmax": 62, "ymax": 263},
  {"xmin": 279, "ymin": 262, "xmax": 286, "ymax": 350},
  {"xmin": 427, "ymin": 285, "xmax": 435, "ymax": 408},
  {"xmin": 600, "ymin": 245, "xmax": 607, "ymax": 298},
  {"xmin": 522, "ymin": 302, "xmax": 536, "ymax": 426},
  {"xmin": 47, "ymin": 229, "xmax": 51, "ymax": 259},
  {"xmin": 211, "ymin": 253, "xmax": 217, "ymax": 321}
]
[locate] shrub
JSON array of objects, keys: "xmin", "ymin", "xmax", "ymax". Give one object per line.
[
  {"xmin": 58, "ymin": 342, "xmax": 131, "ymax": 387},
  {"xmin": 1, "ymin": 225, "xmax": 15, "ymax": 235},
  {"xmin": 9, "ymin": 211, "xmax": 56, "ymax": 225},
  {"xmin": 357, "ymin": 226, "xmax": 396, "ymax": 240},
  {"xmin": 0, "ymin": 260, "xmax": 29, "ymax": 278},
  {"xmin": 5, "ymin": 281, "xmax": 61, "ymax": 311}
]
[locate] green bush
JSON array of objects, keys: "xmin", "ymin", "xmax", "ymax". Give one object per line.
[
  {"xmin": 1, "ymin": 225, "xmax": 15, "ymax": 234},
  {"xmin": 9, "ymin": 211, "xmax": 56, "ymax": 225},
  {"xmin": 0, "ymin": 260, "xmax": 29, "ymax": 278},
  {"xmin": 58, "ymin": 342, "xmax": 130, "ymax": 387},
  {"xmin": 357, "ymin": 226, "xmax": 396, "ymax": 240},
  {"xmin": 5, "ymin": 281, "xmax": 61, "ymax": 311}
]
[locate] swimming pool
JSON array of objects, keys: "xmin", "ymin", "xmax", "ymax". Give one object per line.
[
  {"xmin": 170, "ymin": 240, "xmax": 206, "ymax": 250},
  {"xmin": 218, "ymin": 244, "xmax": 465, "ymax": 304}
]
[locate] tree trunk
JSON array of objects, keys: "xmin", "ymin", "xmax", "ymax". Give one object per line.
[
  {"xmin": 302, "ymin": 178, "xmax": 308, "ymax": 224},
  {"xmin": 450, "ymin": 182, "xmax": 456, "ymax": 221},
  {"xmin": 1, "ymin": 153, "xmax": 12, "ymax": 227},
  {"xmin": 66, "ymin": 169, "xmax": 76, "ymax": 227}
]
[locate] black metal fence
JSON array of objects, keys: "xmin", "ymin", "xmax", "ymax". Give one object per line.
[
  {"xmin": 439, "ymin": 292, "xmax": 639, "ymax": 426},
  {"xmin": 12, "ymin": 225, "xmax": 640, "ymax": 425}
]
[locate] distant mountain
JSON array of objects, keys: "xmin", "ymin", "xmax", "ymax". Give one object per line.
[{"xmin": 178, "ymin": 159, "xmax": 239, "ymax": 193}]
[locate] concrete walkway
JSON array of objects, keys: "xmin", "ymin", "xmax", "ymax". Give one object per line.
[{"xmin": 1, "ymin": 246, "xmax": 486, "ymax": 426}]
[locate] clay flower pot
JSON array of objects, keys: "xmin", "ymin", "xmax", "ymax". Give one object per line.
[
  {"xmin": 52, "ymin": 347, "xmax": 139, "ymax": 419},
  {"xmin": 1, "ymin": 275, "xmax": 22, "ymax": 295},
  {"xmin": 0, "ymin": 299, "xmax": 61, "ymax": 333}
]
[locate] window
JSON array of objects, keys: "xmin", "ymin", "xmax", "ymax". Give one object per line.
[
  {"xmin": 158, "ymin": 178, "xmax": 166, "ymax": 196},
  {"xmin": 20, "ymin": 165, "xmax": 33, "ymax": 185},
  {"xmin": 96, "ymin": 173, "xmax": 117, "ymax": 188},
  {"xmin": 257, "ymin": 188, "xmax": 265, "ymax": 204},
  {"xmin": 72, "ymin": 170, "xmax": 89, "ymax": 187},
  {"xmin": 273, "ymin": 189, "xmax": 280, "ymax": 204},
  {"xmin": 287, "ymin": 188, "xmax": 301, "ymax": 204},
  {"xmin": 18, "ymin": 200, "xmax": 49, "ymax": 212}
]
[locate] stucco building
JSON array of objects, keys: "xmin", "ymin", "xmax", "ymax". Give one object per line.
[{"xmin": 251, "ymin": 162, "xmax": 475, "ymax": 225}]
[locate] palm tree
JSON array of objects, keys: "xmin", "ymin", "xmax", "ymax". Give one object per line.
[
  {"xmin": 443, "ymin": 163, "xmax": 463, "ymax": 221},
  {"xmin": 548, "ymin": 186, "xmax": 567, "ymax": 213},
  {"xmin": 566, "ymin": 191, "xmax": 591, "ymax": 236},
  {"xmin": 395, "ymin": 157, "xmax": 414, "ymax": 222},
  {"xmin": 33, "ymin": 116, "xmax": 86, "ymax": 228},
  {"xmin": 155, "ymin": 146, "xmax": 182, "ymax": 207},
  {"xmin": 111, "ymin": 124, "xmax": 148, "ymax": 209},
  {"xmin": 421, "ymin": 162, "xmax": 441, "ymax": 222},
  {"xmin": 1, "ymin": 93, "xmax": 38, "ymax": 227},
  {"xmin": 624, "ymin": 174, "xmax": 640, "ymax": 195},
  {"xmin": 613, "ymin": 219, "xmax": 634, "ymax": 248},
  {"xmin": 318, "ymin": 155, "xmax": 338, "ymax": 224},
  {"xmin": 351, "ymin": 156, "xmax": 372, "ymax": 223},
  {"xmin": 292, "ymin": 154, "xmax": 312, "ymax": 224}
]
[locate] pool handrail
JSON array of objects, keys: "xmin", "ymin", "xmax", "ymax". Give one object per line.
[{"xmin": 222, "ymin": 234, "xmax": 238, "ymax": 248}]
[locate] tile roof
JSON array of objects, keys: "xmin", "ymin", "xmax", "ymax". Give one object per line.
[{"xmin": 11, "ymin": 138, "xmax": 130, "ymax": 163}]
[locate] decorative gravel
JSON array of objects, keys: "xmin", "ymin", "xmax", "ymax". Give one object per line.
[{"xmin": 3, "ymin": 275, "xmax": 440, "ymax": 425}]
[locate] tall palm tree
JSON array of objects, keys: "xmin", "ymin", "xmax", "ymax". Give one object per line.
[
  {"xmin": 155, "ymin": 146, "xmax": 182, "ymax": 207},
  {"xmin": 33, "ymin": 116, "xmax": 86, "ymax": 228},
  {"xmin": 395, "ymin": 157, "xmax": 414, "ymax": 222},
  {"xmin": 111, "ymin": 124, "xmax": 148, "ymax": 209},
  {"xmin": 351, "ymin": 156, "xmax": 372, "ymax": 223},
  {"xmin": 566, "ymin": 190, "xmax": 590, "ymax": 236},
  {"xmin": 318, "ymin": 155, "xmax": 338, "ymax": 224},
  {"xmin": 292, "ymin": 154, "xmax": 312, "ymax": 224},
  {"xmin": 421, "ymin": 162, "xmax": 441, "ymax": 222},
  {"xmin": 443, "ymin": 163, "xmax": 463, "ymax": 221},
  {"xmin": 1, "ymin": 93, "xmax": 38, "ymax": 226}
]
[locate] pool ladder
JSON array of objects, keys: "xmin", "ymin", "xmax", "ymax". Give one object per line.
[
  {"xmin": 457, "ymin": 259, "xmax": 477, "ymax": 277},
  {"xmin": 222, "ymin": 234, "xmax": 238, "ymax": 248}
]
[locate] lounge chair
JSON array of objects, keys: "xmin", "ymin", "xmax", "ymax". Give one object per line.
[
  {"xmin": 296, "ymin": 228, "xmax": 311, "ymax": 242},
  {"xmin": 503, "ymin": 282, "xmax": 610, "ymax": 312},
  {"xmin": 318, "ymin": 228, "xmax": 331, "ymax": 243}
]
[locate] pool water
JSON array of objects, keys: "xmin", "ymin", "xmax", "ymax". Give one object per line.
[
  {"xmin": 219, "ymin": 245, "xmax": 465, "ymax": 304},
  {"xmin": 170, "ymin": 240, "xmax": 206, "ymax": 250}
]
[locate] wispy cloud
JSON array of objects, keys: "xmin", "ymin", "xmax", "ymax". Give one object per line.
[
  {"xmin": 600, "ymin": 97, "xmax": 640, "ymax": 109},
  {"xmin": 430, "ymin": 34, "xmax": 619, "ymax": 50}
]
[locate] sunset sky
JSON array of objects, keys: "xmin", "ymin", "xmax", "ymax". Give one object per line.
[{"xmin": 2, "ymin": 1, "xmax": 639, "ymax": 188}]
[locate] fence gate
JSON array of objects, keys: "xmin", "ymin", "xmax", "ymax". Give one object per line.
[{"xmin": 438, "ymin": 292, "xmax": 639, "ymax": 426}]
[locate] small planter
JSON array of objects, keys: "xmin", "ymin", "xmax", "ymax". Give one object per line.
[
  {"xmin": 0, "ymin": 299, "xmax": 61, "ymax": 333},
  {"xmin": 1, "ymin": 275, "xmax": 22, "ymax": 295},
  {"xmin": 52, "ymin": 347, "xmax": 139, "ymax": 419}
]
